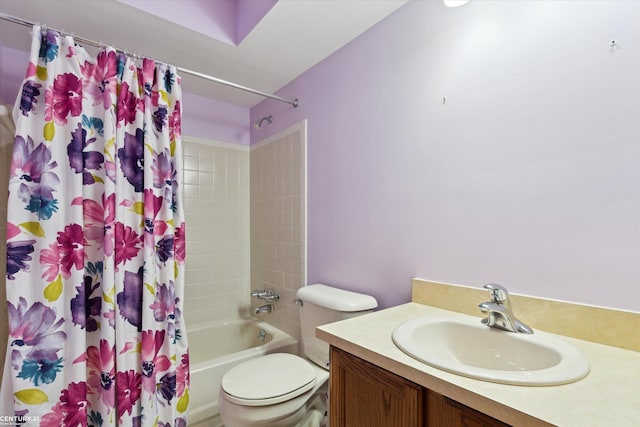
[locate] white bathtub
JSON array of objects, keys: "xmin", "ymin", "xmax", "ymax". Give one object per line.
[{"xmin": 188, "ymin": 318, "xmax": 298, "ymax": 425}]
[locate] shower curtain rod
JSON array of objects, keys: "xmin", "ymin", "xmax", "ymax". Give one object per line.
[{"xmin": 0, "ymin": 12, "xmax": 299, "ymax": 108}]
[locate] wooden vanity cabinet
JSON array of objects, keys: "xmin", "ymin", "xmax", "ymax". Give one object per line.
[
  {"xmin": 426, "ymin": 390, "xmax": 511, "ymax": 427},
  {"xmin": 329, "ymin": 347, "xmax": 511, "ymax": 427},
  {"xmin": 329, "ymin": 346, "xmax": 423, "ymax": 427}
]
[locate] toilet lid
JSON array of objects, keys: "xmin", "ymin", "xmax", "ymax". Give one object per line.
[{"xmin": 222, "ymin": 353, "xmax": 317, "ymax": 406}]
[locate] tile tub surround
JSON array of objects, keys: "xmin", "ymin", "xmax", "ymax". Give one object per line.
[
  {"xmin": 317, "ymin": 303, "xmax": 640, "ymax": 427},
  {"xmin": 250, "ymin": 121, "xmax": 306, "ymax": 342},
  {"xmin": 412, "ymin": 279, "xmax": 640, "ymax": 352},
  {"xmin": 182, "ymin": 137, "xmax": 251, "ymax": 326}
]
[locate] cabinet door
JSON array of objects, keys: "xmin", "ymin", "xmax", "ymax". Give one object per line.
[
  {"xmin": 426, "ymin": 390, "xmax": 511, "ymax": 427},
  {"xmin": 330, "ymin": 347, "xmax": 423, "ymax": 427}
]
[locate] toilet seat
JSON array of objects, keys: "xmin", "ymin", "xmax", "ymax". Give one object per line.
[{"xmin": 221, "ymin": 353, "xmax": 317, "ymax": 406}]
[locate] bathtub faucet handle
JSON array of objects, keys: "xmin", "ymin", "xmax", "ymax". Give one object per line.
[
  {"xmin": 251, "ymin": 289, "xmax": 268, "ymax": 298},
  {"xmin": 259, "ymin": 290, "xmax": 280, "ymax": 302},
  {"xmin": 253, "ymin": 289, "xmax": 279, "ymax": 301}
]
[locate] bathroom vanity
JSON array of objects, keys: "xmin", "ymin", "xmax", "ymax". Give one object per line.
[
  {"xmin": 317, "ymin": 286, "xmax": 640, "ymax": 427},
  {"xmin": 330, "ymin": 346, "xmax": 508, "ymax": 426}
]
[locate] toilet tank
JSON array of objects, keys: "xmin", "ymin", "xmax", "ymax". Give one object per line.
[{"xmin": 296, "ymin": 284, "xmax": 378, "ymax": 369}]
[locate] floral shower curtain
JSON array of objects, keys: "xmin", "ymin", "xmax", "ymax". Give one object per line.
[{"xmin": 1, "ymin": 26, "xmax": 189, "ymax": 426}]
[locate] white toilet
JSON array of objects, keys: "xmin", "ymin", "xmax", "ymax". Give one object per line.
[{"xmin": 218, "ymin": 284, "xmax": 378, "ymax": 427}]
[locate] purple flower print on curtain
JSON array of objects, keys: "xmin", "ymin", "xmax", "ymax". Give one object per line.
[
  {"xmin": 11, "ymin": 135, "xmax": 60, "ymax": 220},
  {"xmin": 19, "ymin": 81, "xmax": 42, "ymax": 117},
  {"xmin": 6, "ymin": 240, "xmax": 36, "ymax": 280},
  {"xmin": 67, "ymin": 122, "xmax": 105, "ymax": 185},
  {"xmin": 1, "ymin": 26, "xmax": 189, "ymax": 426},
  {"xmin": 118, "ymin": 128, "xmax": 145, "ymax": 192}
]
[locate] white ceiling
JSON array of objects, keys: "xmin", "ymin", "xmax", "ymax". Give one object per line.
[{"xmin": 0, "ymin": 0, "xmax": 408, "ymax": 107}]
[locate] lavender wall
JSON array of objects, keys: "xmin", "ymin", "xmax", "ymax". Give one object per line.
[
  {"xmin": 0, "ymin": 45, "xmax": 27, "ymax": 105},
  {"xmin": 118, "ymin": 0, "xmax": 237, "ymax": 46},
  {"xmin": 250, "ymin": 0, "xmax": 640, "ymax": 311},
  {"xmin": 0, "ymin": 45, "xmax": 249, "ymax": 144},
  {"xmin": 182, "ymin": 92, "xmax": 250, "ymax": 145},
  {"xmin": 119, "ymin": 0, "xmax": 276, "ymax": 46},
  {"xmin": 236, "ymin": 0, "xmax": 278, "ymax": 44}
]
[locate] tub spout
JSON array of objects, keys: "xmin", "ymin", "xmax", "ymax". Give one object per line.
[{"xmin": 255, "ymin": 304, "xmax": 272, "ymax": 315}]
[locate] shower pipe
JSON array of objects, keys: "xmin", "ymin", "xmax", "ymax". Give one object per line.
[
  {"xmin": 254, "ymin": 115, "xmax": 272, "ymax": 129},
  {"xmin": 0, "ymin": 12, "xmax": 300, "ymax": 108}
]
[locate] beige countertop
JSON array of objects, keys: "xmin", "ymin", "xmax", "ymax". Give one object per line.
[{"xmin": 317, "ymin": 302, "xmax": 640, "ymax": 427}]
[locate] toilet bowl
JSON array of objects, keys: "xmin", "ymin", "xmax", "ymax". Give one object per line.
[
  {"xmin": 218, "ymin": 284, "xmax": 378, "ymax": 427},
  {"xmin": 219, "ymin": 353, "xmax": 329, "ymax": 426}
]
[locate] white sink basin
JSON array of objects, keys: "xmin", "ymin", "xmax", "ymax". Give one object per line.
[{"xmin": 392, "ymin": 317, "xmax": 590, "ymax": 386}]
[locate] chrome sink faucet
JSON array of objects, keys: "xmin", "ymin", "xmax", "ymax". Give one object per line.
[{"xmin": 479, "ymin": 283, "xmax": 533, "ymax": 334}]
